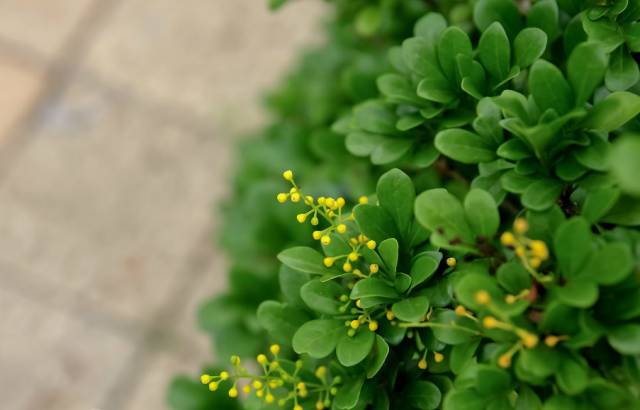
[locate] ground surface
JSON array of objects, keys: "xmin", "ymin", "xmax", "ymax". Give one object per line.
[{"xmin": 0, "ymin": 1, "xmax": 323, "ymax": 409}]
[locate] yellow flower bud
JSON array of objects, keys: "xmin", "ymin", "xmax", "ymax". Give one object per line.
[
  {"xmin": 325, "ymin": 197, "xmax": 336, "ymax": 209},
  {"xmin": 313, "ymin": 231, "xmax": 322, "ymax": 240},
  {"xmin": 252, "ymin": 380, "xmax": 263, "ymax": 389},
  {"xmin": 498, "ymin": 354, "xmax": 512, "ymax": 368},
  {"xmin": 311, "ymin": 216, "xmax": 319, "ymax": 226},
  {"xmin": 446, "ymin": 257, "xmax": 457, "ymax": 267},
  {"xmin": 243, "ymin": 385, "xmax": 251, "ymax": 395},
  {"xmin": 257, "ymin": 354, "xmax": 268, "ymax": 365},
  {"xmin": 505, "ymin": 295, "xmax": 517, "ymax": 304},
  {"xmin": 336, "ymin": 197, "xmax": 346, "ymax": 208},
  {"xmin": 324, "ymin": 257, "xmax": 334, "ymax": 267},
  {"xmin": 291, "ymin": 192, "xmax": 301, "ymax": 202},
  {"xmin": 350, "ymin": 319, "xmax": 360, "ymax": 329},
  {"xmin": 348, "ymin": 252, "xmax": 359, "ymax": 261},
  {"xmin": 514, "ymin": 218, "xmax": 528, "ymax": 233},
  {"xmin": 270, "ymin": 344, "xmax": 281, "ymax": 355},
  {"xmin": 315, "ymin": 366, "xmax": 327, "ymax": 378},
  {"xmin": 545, "ymin": 335, "xmax": 560, "ymax": 347},
  {"xmin": 454, "ymin": 305, "xmax": 467, "ymax": 316},
  {"xmin": 256, "ymin": 389, "xmax": 264, "ymax": 398},
  {"xmin": 296, "ymin": 213, "xmax": 307, "ymax": 223},
  {"xmin": 220, "ymin": 371, "xmax": 230, "ymax": 380},
  {"xmin": 208, "ymin": 382, "xmax": 219, "ymax": 391},
  {"xmin": 277, "ymin": 193, "xmax": 288, "ymax": 203},
  {"xmin": 434, "ymin": 352, "xmax": 444, "ymax": 363},
  {"xmin": 294, "ymin": 405, "xmax": 303, "ymax": 410},
  {"xmin": 228, "ymin": 387, "xmax": 238, "ymax": 398},
  {"xmin": 343, "ymin": 262, "xmax": 352, "ymax": 272},
  {"xmin": 304, "ymin": 195, "xmax": 314, "ymax": 205},
  {"xmin": 500, "ymin": 232, "xmax": 515, "ymax": 246},
  {"xmin": 522, "ymin": 333, "xmax": 539, "ymax": 348},
  {"xmin": 358, "ymin": 196, "xmax": 369, "ymax": 204},
  {"xmin": 369, "ymin": 263, "xmax": 379, "ymax": 273},
  {"xmin": 321, "ymin": 235, "xmax": 331, "ymax": 246},
  {"xmin": 282, "ymin": 170, "xmax": 293, "ymax": 181},
  {"xmin": 483, "ymin": 316, "xmax": 498, "ymax": 329},
  {"xmin": 369, "ymin": 321, "xmax": 379, "ymax": 332},
  {"xmin": 265, "ymin": 393, "xmax": 275, "ymax": 404},
  {"xmin": 318, "ymin": 196, "xmax": 326, "ymax": 205},
  {"xmin": 337, "ymin": 223, "xmax": 347, "ymax": 233},
  {"xmin": 355, "ymin": 299, "xmax": 362, "ymax": 308},
  {"xmin": 529, "ymin": 257, "xmax": 542, "ymax": 269},
  {"xmin": 418, "ymin": 358, "xmax": 428, "ymax": 369},
  {"xmin": 515, "ymin": 246, "xmax": 526, "ymax": 257},
  {"xmin": 475, "ymin": 290, "xmax": 491, "ymax": 305},
  {"xmin": 366, "ymin": 240, "xmax": 376, "ymax": 249},
  {"xmin": 386, "ymin": 310, "xmax": 395, "ymax": 321},
  {"xmin": 200, "ymin": 374, "xmax": 212, "ymax": 384},
  {"xmin": 530, "ymin": 240, "xmax": 548, "ymax": 260},
  {"xmin": 316, "ymin": 401, "xmax": 325, "ymax": 410}
]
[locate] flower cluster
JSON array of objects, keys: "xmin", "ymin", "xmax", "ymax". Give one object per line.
[
  {"xmin": 500, "ymin": 218, "xmax": 552, "ymax": 283},
  {"xmin": 277, "ymin": 170, "xmax": 378, "ymax": 275},
  {"xmin": 201, "ymin": 344, "xmax": 340, "ymax": 410}
]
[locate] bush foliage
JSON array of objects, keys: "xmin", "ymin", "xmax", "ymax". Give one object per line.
[{"xmin": 169, "ymin": 0, "xmax": 640, "ymax": 409}]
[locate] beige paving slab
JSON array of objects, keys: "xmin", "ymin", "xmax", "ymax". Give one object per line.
[
  {"xmin": 0, "ymin": 0, "xmax": 94, "ymax": 59},
  {"xmin": 82, "ymin": 0, "xmax": 326, "ymax": 135},
  {"xmin": 0, "ymin": 51, "xmax": 44, "ymax": 143},
  {"xmin": 0, "ymin": 287, "xmax": 134, "ymax": 410},
  {"xmin": 0, "ymin": 76, "xmax": 232, "ymax": 324}
]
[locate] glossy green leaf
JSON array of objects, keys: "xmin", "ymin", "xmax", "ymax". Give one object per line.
[
  {"xmin": 337, "ymin": 330, "xmax": 375, "ymax": 366},
  {"xmin": 300, "ymin": 279, "xmax": 345, "ymax": 315},
  {"xmin": 292, "ymin": 319, "xmax": 343, "ymax": 358},
  {"xmin": 351, "ymin": 278, "xmax": 399, "ymax": 300},
  {"xmin": 258, "ymin": 301, "xmax": 312, "ymax": 343},
  {"xmin": 514, "ymin": 28, "xmax": 547, "ymax": 68},
  {"xmin": 529, "ymin": 60, "xmax": 573, "ymax": 115},
  {"xmin": 334, "ymin": 377, "xmax": 365, "ymax": 409},
  {"xmin": 378, "ymin": 238, "xmax": 399, "ymax": 275},
  {"xmin": 367, "ymin": 335, "xmax": 390, "ymax": 378},
  {"xmin": 410, "ymin": 251, "xmax": 441, "ymax": 289},
  {"xmin": 354, "ymin": 204, "xmax": 398, "ymax": 243},
  {"xmin": 277, "ymin": 247, "xmax": 327, "ymax": 275},
  {"xmin": 435, "ymin": 129, "xmax": 496, "ymax": 164},
  {"xmin": 392, "ymin": 296, "xmax": 430, "ymax": 322},
  {"xmin": 478, "ymin": 22, "xmax": 511, "ymax": 82},
  {"xmin": 377, "ymin": 168, "xmax": 415, "ymax": 237}
]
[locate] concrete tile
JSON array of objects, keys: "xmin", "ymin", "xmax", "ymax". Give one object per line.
[
  {"xmin": 0, "ymin": 287, "xmax": 134, "ymax": 410},
  {"xmin": 82, "ymin": 0, "xmax": 326, "ymax": 134},
  {"xmin": 0, "ymin": 76, "xmax": 232, "ymax": 324},
  {"xmin": 0, "ymin": 0, "xmax": 94, "ymax": 59},
  {"xmin": 121, "ymin": 353, "xmax": 204, "ymax": 410},
  {"xmin": 0, "ymin": 52, "xmax": 44, "ymax": 142}
]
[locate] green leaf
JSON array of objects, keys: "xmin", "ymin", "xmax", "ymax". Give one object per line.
[
  {"xmin": 351, "ymin": 278, "xmax": 399, "ymax": 300},
  {"xmin": 414, "ymin": 12, "xmax": 448, "ymax": 43},
  {"xmin": 450, "ymin": 340, "xmax": 480, "ymax": 374},
  {"xmin": 279, "ymin": 266, "xmax": 309, "ymax": 307},
  {"xmin": 334, "ymin": 376, "xmax": 365, "ymax": 409},
  {"xmin": 521, "ymin": 179, "xmax": 563, "ymax": 211},
  {"xmin": 514, "ymin": 28, "xmax": 547, "ymax": 68},
  {"xmin": 606, "ymin": 46, "xmax": 640, "ymax": 91},
  {"xmin": 432, "ymin": 310, "xmax": 477, "ymax": 345},
  {"xmin": 337, "ymin": 330, "xmax": 375, "ymax": 366},
  {"xmin": 464, "ymin": 188, "xmax": 500, "ymax": 237},
  {"xmin": 378, "ymin": 238, "xmax": 399, "ymax": 275},
  {"xmin": 292, "ymin": 319, "xmax": 343, "ymax": 358},
  {"xmin": 415, "ymin": 188, "xmax": 475, "ymax": 244},
  {"xmin": 438, "ymin": 26, "xmax": 472, "ymax": 83},
  {"xmin": 417, "ymin": 74, "xmax": 457, "ymax": 104},
  {"xmin": 501, "ymin": 170, "xmax": 535, "ymax": 193},
  {"xmin": 377, "ymin": 73, "xmax": 421, "ymax": 105},
  {"xmin": 444, "ymin": 388, "xmax": 489, "ymax": 410},
  {"xmin": 392, "ymin": 296, "xmax": 430, "ymax": 322},
  {"xmin": 582, "ymin": 92, "xmax": 640, "ymax": 132},
  {"xmin": 603, "ymin": 194, "xmax": 640, "ymax": 226},
  {"xmin": 515, "ymin": 386, "xmax": 542, "ymax": 410},
  {"xmin": 553, "ymin": 217, "xmax": 592, "ymax": 276},
  {"xmin": 582, "ymin": 187, "xmax": 621, "ymax": 223},
  {"xmin": 367, "ymin": 335, "xmax": 390, "ymax": 378},
  {"xmin": 478, "ymin": 22, "xmax": 511, "ymax": 82},
  {"xmin": 476, "ymin": 365, "xmax": 512, "ymax": 395},
  {"xmin": 497, "ymin": 261, "xmax": 532, "ymax": 294},
  {"xmin": 584, "ymin": 242, "xmax": 633, "ymax": 285},
  {"xmin": 346, "ymin": 132, "xmax": 386, "ymax": 157},
  {"xmin": 371, "ymin": 139, "xmax": 413, "ymax": 164},
  {"xmin": 258, "ymin": 301, "xmax": 312, "ymax": 343},
  {"xmin": 527, "ymin": 0, "xmax": 559, "ymax": 40},
  {"xmin": 556, "ymin": 354, "xmax": 588, "ymax": 395},
  {"xmin": 555, "ymin": 281, "xmax": 599, "ymax": 308},
  {"xmin": 354, "ymin": 101, "xmax": 397, "ymax": 134},
  {"xmin": 354, "ymin": 204, "xmax": 398, "ymax": 243},
  {"xmin": 573, "ymin": 135, "xmax": 610, "ymax": 171},
  {"xmin": 405, "ymin": 381, "xmax": 442, "ymax": 410},
  {"xmin": 567, "ymin": 42, "xmax": 608, "ymax": 106},
  {"xmin": 473, "ymin": 0, "xmax": 522, "ymax": 38},
  {"xmin": 377, "ymin": 168, "xmax": 415, "ymax": 237},
  {"xmin": 608, "ymin": 324, "xmax": 640, "ymax": 354},
  {"xmin": 434, "ymin": 129, "xmax": 497, "ymax": 164},
  {"xmin": 455, "ymin": 273, "xmax": 502, "ymax": 310},
  {"xmin": 610, "ymin": 135, "xmax": 640, "ymax": 196},
  {"xmin": 300, "ymin": 279, "xmax": 345, "ymax": 315},
  {"xmin": 529, "ymin": 60, "xmax": 573, "ymax": 114},
  {"xmin": 395, "ymin": 272, "xmax": 412, "ymax": 293},
  {"xmin": 410, "ymin": 251, "xmax": 441, "ymax": 290},
  {"xmin": 278, "ymin": 247, "xmax": 327, "ymax": 275},
  {"xmin": 581, "ymin": 13, "xmax": 625, "ymax": 52}
]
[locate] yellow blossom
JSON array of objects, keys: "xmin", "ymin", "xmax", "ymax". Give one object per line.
[
  {"xmin": 321, "ymin": 235, "xmax": 331, "ymax": 246},
  {"xmin": 358, "ymin": 196, "xmax": 369, "ymax": 204},
  {"xmin": 337, "ymin": 224, "xmax": 347, "ymax": 234},
  {"xmin": 446, "ymin": 257, "xmax": 457, "ymax": 267},
  {"xmin": 369, "ymin": 321, "xmax": 379, "ymax": 332},
  {"xmin": 283, "ymin": 170, "xmax": 294, "ymax": 181},
  {"xmin": 270, "ymin": 344, "xmax": 281, "ymax": 355},
  {"xmin": 277, "ymin": 193, "xmax": 288, "ymax": 203},
  {"xmin": 514, "ymin": 218, "xmax": 528, "ymax": 233},
  {"xmin": 418, "ymin": 358, "xmax": 428, "ymax": 369},
  {"xmin": 475, "ymin": 290, "xmax": 491, "ymax": 305},
  {"xmin": 228, "ymin": 387, "xmax": 238, "ymax": 398}
]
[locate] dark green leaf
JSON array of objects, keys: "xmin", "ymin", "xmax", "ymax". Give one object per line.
[
  {"xmin": 337, "ymin": 330, "xmax": 375, "ymax": 366},
  {"xmin": 567, "ymin": 42, "xmax": 608, "ymax": 106},
  {"xmin": 354, "ymin": 204, "xmax": 398, "ymax": 243},
  {"xmin": 377, "ymin": 168, "xmax": 415, "ymax": 237},
  {"xmin": 522, "ymin": 179, "xmax": 563, "ymax": 211},
  {"xmin": 367, "ymin": 335, "xmax": 390, "ymax": 378},
  {"xmin": 464, "ymin": 188, "xmax": 500, "ymax": 237},
  {"xmin": 606, "ymin": 46, "xmax": 640, "ymax": 91},
  {"xmin": 435, "ymin": 129, "xmax": 496, "ymax": 164},
  {"xmin": 392, "ymin": 296, "xmax": 430, "ymax": 322},
  {"xmin": 351, "ymin": 277, "xmax": 399, "ymax": 300},
  {"xmin": 478, "ymin": 22, "xmax": 511, "ymax": 82},
  {"xmin": 514, "ymin": 28, "xmax": 547, "ymax": 68},
  {"xmin": 258, "ymin": 301, "xmax": 312, "ymax": 343},
  {"xmin": 405, "ymin": 381, "xmax": 442, "ymax": 410},
  {"xmin": 553, "ymin": 217, "xmax": 592, "ymax": 276},
  {"xmin": 529, "ymin": 60, "xmax": 573, "ymax": 115},
  {"xmin": 300, "ymin": 279, "xmax": 345, "ymax": 315}
]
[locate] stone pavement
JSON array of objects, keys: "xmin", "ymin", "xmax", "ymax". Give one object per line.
[{"xmin": 0, "ymin": 1, "xmax": 324, "ymax": 409}]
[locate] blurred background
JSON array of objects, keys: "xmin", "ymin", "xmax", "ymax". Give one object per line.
[{"xmin": 0, "ymin": 1, "xmax": 325, "ymax": 409}]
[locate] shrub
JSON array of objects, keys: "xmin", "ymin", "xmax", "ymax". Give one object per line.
[{"xmin": 169, "ymin": 0, "xmax": 640, "ymax": 409}]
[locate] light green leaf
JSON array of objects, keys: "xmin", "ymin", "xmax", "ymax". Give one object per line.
[
  {"xmin": 392, "ymin": 296, "xmax": 430, "ymax": 322},
  {"xmin": 415, "ymin": 188, "xmax": 475, "ymax": 244},
  {"xmin": 584, "ymin": 243, "xmax": 633, "ymax": 285},
  {"xmin": 300, "ymin": 279, "xmax": 345, "ymax": 315},
  {"xmin": 434, "ymin": 129, "xmax": 497, "ymax": 164},
  {"xmin": 606, "ymin": 46, "xmax": 640, "ymax": 91},
  {"xmin": 478, "ymin": 22, "xmax": 511, "ymax": 82},
  {"xmin": 567, "ymin": 42, "xmax": 608, "ymax": 106},
  {"xmin": 378, "ymin": 238, "xmax": 399, "ymax": 275},
  {"xmin": 337, "ymin": 330, "xmax": 375, "ymax": 366},
  {"xmin": 553, "ymin": 217, "xmax": 592, "ymax": 277},
  {"xmin": 292, "ymin": 319, "xmax": 343, "ymax": 358},
  {"xmin": 610, "ymin": 135, "xmax": 640, "ymax": 196},
  {"xmin": 351, "ymin": 278, "xmax": 399, "ymax": 300},
  {"xmin": 277, "ymin": 247, "xmax": 327, "ymax": 275},
  {"xmin": 377, "ymin": 168, "xmax": 415, "ymax": 237},
  {"xmin": 529, "ymin": 60, "xmax": 573, "ymax": 114},
  {"xmin": 583, "ymin": 92, "xmax": 640, "ymax": 132},
  {"xmin": 514, "ymin": 28, "xmax": 547, "ymax": 68},
  {"xmin": 464, "ymin": 188, "xmax": 500, "ymax": 237},
  {"xmin": 608, "ymin": 324, "xmax": 640, "ymax": 354},
  {"xmin": 367, "ymin": 335, "xmax": 390, "ymax": 378}
]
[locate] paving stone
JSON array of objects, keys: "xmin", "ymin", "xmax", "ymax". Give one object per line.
[
  {"xmin": 0, "ymin": 287, "xmax": 134, "ymax": 410},
  {"xmin": 82, "ymin": 0, "xmax": 326, "ymax": 134},
  {"xmin": 0, "ymin": 51, "xmax": 44, "ymax": 142},
  {"xmin": 0, "ymin": 76, "xmax": 232, "ymax": 324},
  {"xmin": 0, "ymin": 0, "xmax": 94, "ymax": 59}
]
